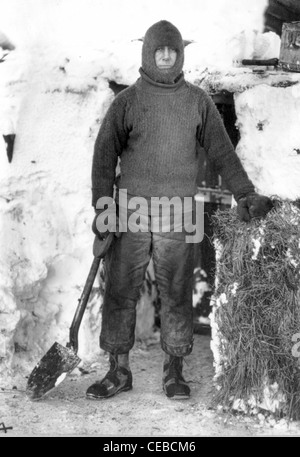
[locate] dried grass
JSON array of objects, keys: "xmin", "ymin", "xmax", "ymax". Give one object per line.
[{"xmin": 211, "ymin": 198, "xmax": 300, "ymax": 419}]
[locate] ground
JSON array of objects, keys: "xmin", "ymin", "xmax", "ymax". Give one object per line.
[{"xmin": 1, "ymin": 334, "xmax": 300, "ymax": 437}]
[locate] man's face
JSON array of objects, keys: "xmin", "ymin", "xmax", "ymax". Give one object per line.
[{"xmin": 154, "ymin": 46, "xmax": 177, "ymax": 70}]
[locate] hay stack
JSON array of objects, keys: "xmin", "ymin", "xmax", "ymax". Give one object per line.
[{"xmin": 210, "ymin": 199, "xmax": 300, "ymax": 419}]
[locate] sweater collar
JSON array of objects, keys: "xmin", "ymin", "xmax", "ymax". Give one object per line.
[{"xmin": 138, "ymin": 68, "xmax": 186, "ymax": 94}]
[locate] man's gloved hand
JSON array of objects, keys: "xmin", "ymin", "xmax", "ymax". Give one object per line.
[
  {"xmin": 92, "ymin": 204, "xmax": 121, "ymax": 240},
  {"xmin": 92, "ymin": 210, "xmax": 107, "ymax": 240},
  {"xmin": 237, "ymin": 192, "xmax": 274, "ymax": 222}
]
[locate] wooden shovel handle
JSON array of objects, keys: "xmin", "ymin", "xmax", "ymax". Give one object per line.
[
  {"xmin": 242, "ymin": 58, "xmax": 279, "ymax": 66},
  {"xmin": 68, "ymin": 233, "xmax": 114, "ymax": 352}
]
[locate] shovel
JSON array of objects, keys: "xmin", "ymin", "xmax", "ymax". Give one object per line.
[{"xmin": 26, "ymin": 233, "xmax": 114, "ymax": 400}]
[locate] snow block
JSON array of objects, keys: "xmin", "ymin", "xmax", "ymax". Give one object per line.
[{"xmin": 235, "ymin": 84, "xmax": 300, "ymax": 200}]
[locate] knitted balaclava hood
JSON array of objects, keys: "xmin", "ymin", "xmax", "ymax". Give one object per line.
[{"xmin": 141, "ymin": 20, "xmax": 184, "ymax": 84}]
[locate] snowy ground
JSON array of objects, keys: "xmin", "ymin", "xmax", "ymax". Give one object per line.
[{"xmin": 1, "ymin": 334, "xmax": 300, "ymax": 437}]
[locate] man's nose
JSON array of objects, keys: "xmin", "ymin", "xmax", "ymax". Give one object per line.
[{"xmin": 163, "ymin": 47, "xmax": 170, "ymax": 59}]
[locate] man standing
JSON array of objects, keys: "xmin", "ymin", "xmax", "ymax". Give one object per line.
[{"xmin": 87, "ymin": 20, "xmax": 272, "ymax": 400}]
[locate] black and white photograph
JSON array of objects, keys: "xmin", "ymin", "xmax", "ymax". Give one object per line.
[{"xmin": 1, "ymin": 0, "xmax": 300, "ymax": 440}]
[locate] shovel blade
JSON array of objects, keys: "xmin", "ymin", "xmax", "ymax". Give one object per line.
[{"xmin": 26, "ymin": 342, "xmax": 81, "ymax": 400}]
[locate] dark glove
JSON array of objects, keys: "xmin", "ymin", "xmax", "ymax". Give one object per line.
[
  {"xmin": 237, "ymin": 192, "xmax": 273, "ymax": 222},
  {"xmin": 92, "ymin": 205, "xmax": 120, "ymax": 240},
  {"xmin": 92, "ymin": 210, "xmax": 106, "ymax": 240}
]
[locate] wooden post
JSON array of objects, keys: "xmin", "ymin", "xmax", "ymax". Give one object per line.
[{"xmin": 280, "ymin": 21, "xmax": 300, "ymax": 72}]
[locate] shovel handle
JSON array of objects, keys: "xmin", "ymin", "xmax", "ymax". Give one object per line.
[
  {"xmin": 68, "ymin": 233, "xmax": 114, "ymax": 353},
  {"xmin": 242, "ymin": 58, "xmax": 279, "ymax": 66}
]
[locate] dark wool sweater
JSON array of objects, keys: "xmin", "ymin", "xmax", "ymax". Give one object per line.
[{"xmin": 91, "ymin": 72, "xmax": 255, "ymax": 207}]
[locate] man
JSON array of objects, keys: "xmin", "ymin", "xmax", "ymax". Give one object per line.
[{"xmin": 87, "ymin": 20, "xmax": 273, "ymax": 400}]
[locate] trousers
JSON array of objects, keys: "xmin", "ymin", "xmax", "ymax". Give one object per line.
[{"xmin": 100, "ymin": 225, "xmax": 195, "ymax": 357}]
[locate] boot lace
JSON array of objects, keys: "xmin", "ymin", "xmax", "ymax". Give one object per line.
[{"xmin": 168, "ymin": 356, "xmax": 185, "ymax": 381}]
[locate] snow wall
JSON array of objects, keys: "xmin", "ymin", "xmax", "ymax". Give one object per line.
[{"xmin": 1, "ymin": 0, "xmax": 300, "ymax": 384}]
